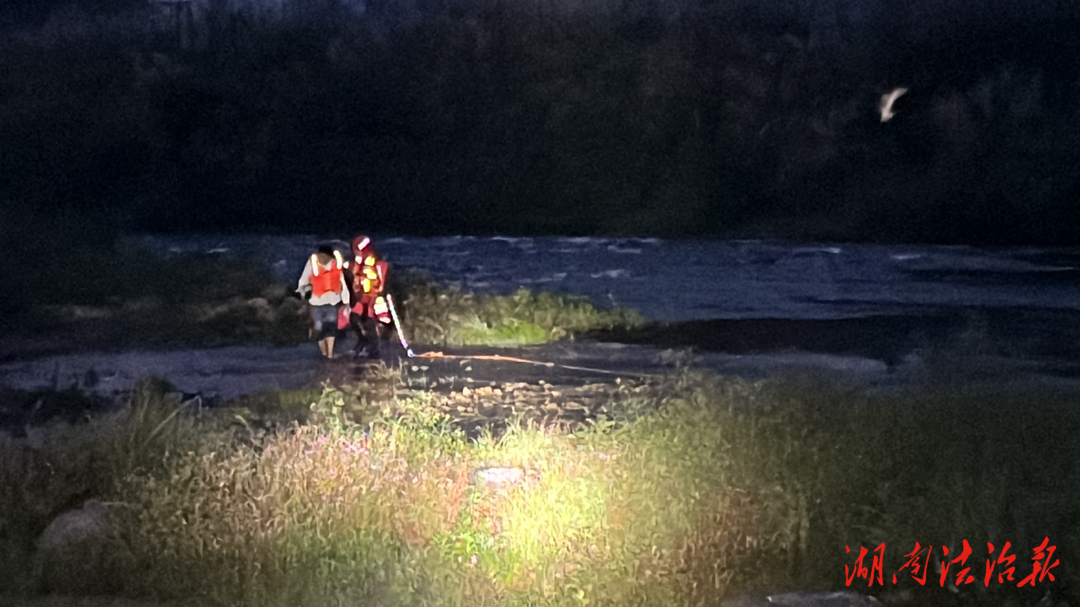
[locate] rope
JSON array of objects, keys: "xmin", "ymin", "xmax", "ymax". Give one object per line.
[{"xmin": 409, "ymin": 350, "xmax": 665, "ymax": 379}]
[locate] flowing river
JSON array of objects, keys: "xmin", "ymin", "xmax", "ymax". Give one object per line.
[{"xmin": 4, "ymin": 234, "xmax": 1080, "ymax": 401}]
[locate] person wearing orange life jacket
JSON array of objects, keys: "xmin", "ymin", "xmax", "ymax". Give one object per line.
[
  {"xmin": 297, "ymin": 245, "xmax": 351, "ymax": 359},
  {"xmin": 343, "ymin": 235, "xmax": 392, "ymax": 358}
]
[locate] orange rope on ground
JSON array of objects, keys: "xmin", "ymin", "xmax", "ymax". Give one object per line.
[
  {"xmin": 409, "ymin": 350, "xmax": 664, "ymax": 378},
  {"xmin": 413, "ymin": 351, "xmax": 552, "ymax": 366}
]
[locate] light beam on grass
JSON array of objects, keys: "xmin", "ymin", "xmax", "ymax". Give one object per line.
[{"xmin": 16, "ymin": 377, "xmax": 813, "ymax": 606}]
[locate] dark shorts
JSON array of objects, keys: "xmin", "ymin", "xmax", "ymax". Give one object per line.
[{"xmin": 310, "ymin": 304, "xmax": 340, "ymax": 339}]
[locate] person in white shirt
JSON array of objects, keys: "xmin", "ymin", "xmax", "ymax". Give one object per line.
[{"xmin": 297, "ymin": 245, "xmax": 351, "ymax": 359}]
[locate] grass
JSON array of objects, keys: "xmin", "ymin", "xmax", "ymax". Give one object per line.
[
  {"xmin": 389, "ymin": 269, "xmax": 646, "ymax": 347},
  {"xmin": 2, "ymin": 370, "xmax": 1077, "ymax": 606}
]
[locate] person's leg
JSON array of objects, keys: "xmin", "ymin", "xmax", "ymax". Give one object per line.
[
  {"xmin": 369, "ymin": 318, "xmax": 385, "ymax": 357},
  {"xmin": 350, "ymin": 313, "xmax": 370, "ymax": 356},
  {"xmin": 312, "ymin": 308, "xmax": 325, "ymax": 356},
  {"xmin": 309, "ymin": 307, "xmax": 320, "ymax": 342},
  {"xmin": 359, "ymin": 316, "xmax": 381, "ymax": 357},
  {"xmin": 312, "ymin": 306, "xmax": 337, "ymax": 358}
]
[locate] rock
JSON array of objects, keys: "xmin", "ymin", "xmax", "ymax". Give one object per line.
[
  {"xmin": 723, "ymin": 592, "xmax": 883, "ymax": 607},
  {"xmin": 280, "ymin": 297, "xmax": 304, "ymax": 312},
  {"xmin": 34, "ymin": 499, "xmax": 134, "ymax": 595},
  {"xmin": 475, "ymin": 467, "xmax": 524, "ymax": 487},
  {"xmin": 37, "ymin": 500, "xmax": 109, "ymax": 552},
  {"xmin": 260, "ymin": 283, "xmax": 290, "ymax": 302},
  {"xmin": 246, "ymin": 297, "xmax": 278, "ymax": 322}
]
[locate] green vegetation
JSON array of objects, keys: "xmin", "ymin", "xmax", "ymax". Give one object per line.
[
  {"xmin": 391, "ymin": 270, "xmax": 646, "ymax": 347},
  {"xmin": 1, "ymin": 372, "xmax": 1076, "ymax": 606}
]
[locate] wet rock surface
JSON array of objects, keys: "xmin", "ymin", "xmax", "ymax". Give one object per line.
[
  {"xmin": 401, "ymin": 374, "xmax": 656, "ymax": 438},
  {"xmin": 290, "ymin": 348, "xmax": 672, "ymax": 439},
  {"xmin": 6, "ymin": 322, "xmax": 1080, "ymax": 439},
  {"xmin": 7, "ymin": 299, "xmax": 1080, "ymax": 438}
]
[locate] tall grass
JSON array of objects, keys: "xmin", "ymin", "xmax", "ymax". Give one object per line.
[
  {"xmin": 111, "ymin": 380, "xmax": 810, "ymax": 607},
  {"xmin": 0, "ymin": 378, "xmax": 205, "ymax": 594},
  {"xmin": 391, "ymin": 271, "xmax": 646, "ymax": 347},
  {"xmin": 3, "ymin": 372, "xmax": 1078, "ymax": 605}
]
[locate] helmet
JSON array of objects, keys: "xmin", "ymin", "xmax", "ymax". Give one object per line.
[{"xmin": 352, "ymin": 235, "xmax": 372, "ymax": 255}]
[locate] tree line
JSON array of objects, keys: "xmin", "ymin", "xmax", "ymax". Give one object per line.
[{"xmin": 2, "ymin": 0, "xmax": 1079, "ymax": 244}]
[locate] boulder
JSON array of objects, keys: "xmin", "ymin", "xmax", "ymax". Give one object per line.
[
  {"xmin": 474, "ymin": 467, "xmax": 525, "ymax": 488},
  {"xmin": 34, "ymin": 500, "xmax": 134, "ymax": 595},
  {"xmin": 245, "ymin": 297, "xmax": 278, "ymax": 322},
  {"xmin": 280, "ymin": 297, "xmax": 306, "ymax": 314},
  {"xmin": 260, "ymin": 283, "xmax": 291, "ymax": 303}
]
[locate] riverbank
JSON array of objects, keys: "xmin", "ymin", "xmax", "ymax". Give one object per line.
[
  {"xmin": 1, "ymin": 365, "xmax": 1076, "ymax": 607},
  {"xmin": 9, "ymin": 302, "xmax": 1080, "ymax": 414}
]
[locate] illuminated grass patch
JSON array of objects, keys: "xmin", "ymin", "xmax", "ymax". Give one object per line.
[
  {"xmin": 4, "ymin": 375, "xmax": 1079, "ymax": 606},
  {"xmin": 0, "ymin": 376, "xmax": 804, "ymax": 605},
  {"xmin": 391, "ymin": 271, "xmax": 646, "ymax": 347}
]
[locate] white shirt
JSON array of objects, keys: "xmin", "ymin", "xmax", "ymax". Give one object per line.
[{"xmin": 297, "ymin": 259, "xmax": 350, "ymax": 306}]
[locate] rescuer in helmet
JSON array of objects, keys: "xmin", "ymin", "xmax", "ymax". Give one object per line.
[
  {"xmin": 297, "ymin": 245, "xmax": 350, "ymax": 359},
  {"xmin": 344, "ymin": 235, "xmax": 392, "ymax": 358}
]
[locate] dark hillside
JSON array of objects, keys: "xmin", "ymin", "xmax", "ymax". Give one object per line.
[{"xmin": 2, "ymin": 0, "xmax": 1079, "ymax": 243}]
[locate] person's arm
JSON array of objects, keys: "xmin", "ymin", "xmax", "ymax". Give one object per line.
[
  {"xmin": 339, "ymin": 272, "xmax": 350, "ymax": 305},
  {"xmin": 342, "ymin": 267, "xmax": 357, "ymax": 304},
  {"xmin": 374, "ymin": 261, "xmax": 388, "ymax": 294},
  {"xmin": 297, "ymin": 261, "xmax": 313, "ymax": 297}
]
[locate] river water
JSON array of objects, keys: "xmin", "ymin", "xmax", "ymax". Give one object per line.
[
  {"xmin": 3, "ymin": 235, "xmax": 1080, "ymax": 402},
  {"xmin": 124, "ymin": 234, "xmax": 1080, "ymax": 322}
]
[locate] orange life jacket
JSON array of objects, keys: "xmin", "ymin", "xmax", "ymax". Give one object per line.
[
  {"xmin": 310, "ymin": 251, "xmax": 344, "ymax": 297},
  {"xmin": 350, "ymin": 255, "xmax": 388, "ymax": 302}
]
